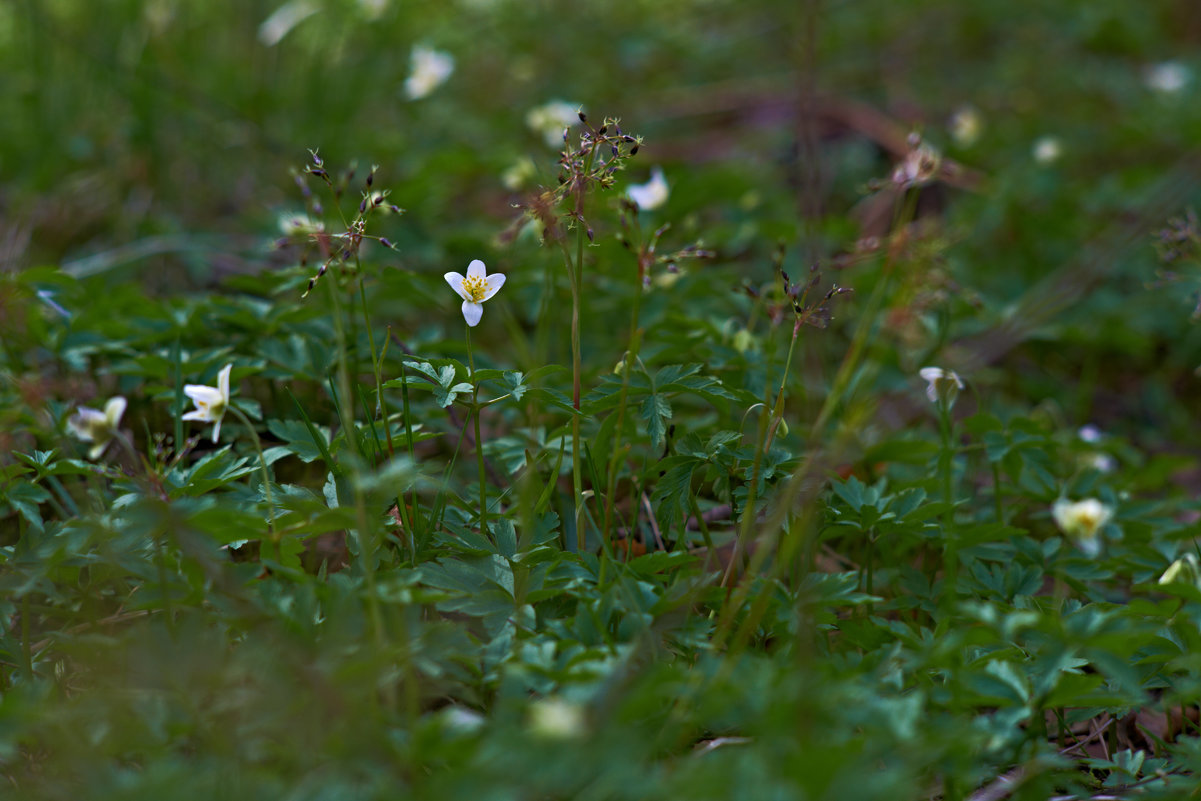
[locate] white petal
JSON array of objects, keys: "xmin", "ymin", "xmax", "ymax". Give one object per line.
[
  {"xmin": 182, "ymin": 409, "xmax": 215, "ymax": 423},
  {"xmin": 466, "ymin": 259, "xmax": 487, "ymax": 279},
  {"xmin": 444, "ymin": 272, "xmax": 470, "ymax": 301},
  {"xmin": 184, "ymin": 384, "xmax": 223, "ymax": 405},
  {"xmin": 212, "ymin": 417, "xmax": 223, "ymax": 443},
  {"xmin": 104, "ymin": 396, "xmax": 127, "ymax": 428},
  {"xmin": 88, "ymin": 441, "xmax": 108, "ymax": 460},
  {"xmin": 480, "ymin": 273, "xmax": 506, "ymax": 301},
  {"xmin": 68, "ymin": 407, "xmax": 105, "ymax": 440},
  {"xmin": 217, "ymin": 364, "xmax": 233, "ymax": 403},
  {"xmin": 462, "ymin": 300, "xmax": 483, "ymax": 327}
]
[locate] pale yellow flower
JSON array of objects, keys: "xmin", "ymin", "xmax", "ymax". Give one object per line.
[
  {"xmin": 182, "ymin": 364, "xmax": 233, "ymax": 443},
  {"xmin": 525, "ymin": 101, "xmax": 580, "ymax": 147},
  {"xmin": 1052, "ymin": 498, "xmax": 1113, "ymax": 557},
  {"xmin": 444, "ymin": 260, "xmax": 505, "ymax": 327},
  {"xmin": 67, "ymin": 396, "xmax": 127, "ymax": 460}
]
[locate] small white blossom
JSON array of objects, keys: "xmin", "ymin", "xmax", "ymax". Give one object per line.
[
  {"xmin": 627, "ymin": 167, "xmax": 669, "ymax": 211},
  {"xmin": 67, "ymin": 396, "xmax": 127, "ymax": 460},
  {"xmin": 278, "ymin": 212, "xmax": 324, "ymax": 237},
  {"xmin": 1077, "ymin": 424, "xmax": 1103, "ymax": 443},
  {"xmin": 528, "ymin": 697, "xmax": 586, "ymax": 739},
  {"xmin": 1052, "ymin": 498, "xmax": 1113, "ymax": 557},
  {"xmin": 525, "ymin": 101, "xmax": 580, "ymax": 147},
  {"xmin": 182, "ymin": 364, "xmax": 233, "ymax": 443},
  {"xmin": 948, "ymin": 106, "xmax": 983, "ymax": 148},
  {"xmin": 444, "ymin": 260, "xmax": 505, "ymax": 327},
  {"xmin": 1145, "ymin": 61, "xmax": 1190, "ymax": 94},
  {"xmin": 1032, "ymin": 136, "xmax": 1062, "ymax": 165},
  {"xmin": 404, "ymin": 46, "xmax": 454, "ymax": 100},
  {"xmin": 919, "ymin": 366, "xmax": 963, "ymax": 408}
]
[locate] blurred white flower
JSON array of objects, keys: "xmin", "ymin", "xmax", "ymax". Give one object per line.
[
  {"xmin": 278, "ymin": 212, "xmax": 324, "ymax": 237},
  {"xmin": 919, "ymin": 366, "xmax": 963, "ymax": 408},
  {"xmin": 1159, "ymin": 553, "xmax": 1201, "ymax": 587},
  {"xmin": 526, "ymin": 101, "xmax": 580, "ymax": 147},
  {"xmin": 182, "ymin": 364, "xmax": 232, "ymax": 443},
  {"xmin": 528, "ymin": 697, "xmax": 585, "ymax": 739},
  {"xmin": 1145, "ymin": 61, "xmax": 1190, "ymax": 94},
  {"xmin": 1082, "ymin": 452, "xmax": 1116, "ymax": 473},
  {"xmin": 501, "ymin": 156, "xmax": 537, "ymax": 191},
  {"xmin": 1077, "ymin": 424, "xmax": 1103, "ymax": 443},
  {"xmin": 445, "ymin": 259, "xmax": 505, "ymax": 327},
  {"xmin": 1052, "ymin": 498, "xmax": 1113, "ymax": 557},
  {"xmin": 258, "ymin": 0, "xmax": 320, "ymax": 47},
  {"xmin": 1032, "ymin": 136, "xmax": 1061, "ymax": 165},
  {"xmin": 404, "ymin": 46, "xmax": 454, "ymax": 100},
  {"xmin": 627, "ymin": 167, "xmax": 669, "ymax": 211},
  {"xmin": 68, "ymin": 396, "xmax": 127, "ymax": 460},
  {"xmin": 948, "ymin": 106, "xmax": 983, "ymax": 147}
]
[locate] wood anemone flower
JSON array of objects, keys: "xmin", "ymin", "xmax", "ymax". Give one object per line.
[
  {"xmin": 182, "ymin": 363, "xmax": 232, "ymax": 443},
  {"xmin": 444, "ymin": 259, "xmax": 505, "ymax": 327},
  {"xmin": 67, "ymin": 396, "xmax": 127, "ymax": 460}
]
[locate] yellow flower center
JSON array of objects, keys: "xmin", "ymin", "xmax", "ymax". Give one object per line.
[{"xmin": 462, "ymin": 275, "xmax": 488, "ymax": 302}]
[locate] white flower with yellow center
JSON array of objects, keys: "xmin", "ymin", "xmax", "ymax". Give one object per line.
[
  {"xmin": 67, "ymin": 396, "xmax": 127, "ymax": 460},
  {"xmin": 627, "ymin": 167, "xmax": 669, "ymax": 211},
  {"xmin": 182, "ymin": 363, "xmax": 233, "ymax": 443},
  {"xmin": 404, "ymin": 45, "xmax": 454, "ymax": 100},
  {"xmin": 444, "ymin": 260, "xmax": 505, "ymax": 327},
  {"xmin": 1051, "ymin": 498, "xmax": 1113, "ymax": 557}
]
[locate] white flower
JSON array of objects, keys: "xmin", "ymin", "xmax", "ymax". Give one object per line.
[
  {"xmin": 525, "ymin": 101, "xmax": 580, "ymax": 147},
  {"xmin": 919, "ymin": 366, "xmax": 963, "ymax": 408},
  {"xmin": 278, "ymin": 212, "xmax": 324, "ymax": 237},
  {"xmin": 67, "ymin": 396, "xmax": 127, "ymax": 460},
  {"xmin": 1032, "ymin": 136, "xmax": 1061, "ymax": 165},
  {"xmin": 404, "ymin": 45, "xmax": 454, "ymax": 100},
  {"xmin": 948, "ymin": 106, "xmax": 983, "ymax": 148},
  {"xmin": 528, "ymin": 697, "xmax": 585, "ymax": 739},
  {"xmin": 1145, "ymin": 61, "xmax": 1189, "ymax": 94},
  {"xmin": 1052, "ymin": 498, "xmax": 1113, "ymax": 557},
  {"xmin": 444, "ymin": 260, "xmax": 505, "ymax": 327},
  {"xmin": 182, "ymin": 363, "xmax": 233, "ymax": 443},
  {"xmin": 627, "ymin": 167, "xmax": 669, "ymax": 211},
  {"xmin": 1077, "ymin": 424, "xmax": 1103, "ymax": 444}
]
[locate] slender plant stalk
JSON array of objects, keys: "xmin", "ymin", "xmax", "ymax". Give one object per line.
[
  {"xmin": 603, "ymin": 287, "xmax": 643, "ymax": 545},
  {"xmin": 936, "ymin": 401, "xmax": 957, "ymax": 623},
  {"xmin": 466, "ymin": 324, "xmax": 489, "ymax": 538},
  {"xmin": 326, "ymin": 279, "xmax": 385, "ymax": 651},
  {"xmin": 228, "ymin": 405, "xmax": 277, "ymax": 556}
]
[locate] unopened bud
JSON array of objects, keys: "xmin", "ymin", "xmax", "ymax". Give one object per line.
[
  {"xmin": 598, "ymin": 124, "xmax": 607, "ymax": 135},
  {"xmin": 630, "ymin": 144, "xmax": 639, "ymax": 156},
  {"xmin": 578, "ymin": 110, "xmax": 587, "ymax": 123}
]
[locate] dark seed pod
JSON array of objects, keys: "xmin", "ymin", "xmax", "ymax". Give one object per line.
[
  {"xmin": 577, "ymin": 110, "xmax": 587, "ymax": 123},
  {"xmin": 379, "ymin": 238, "xmax": 394, "ymax": 249},
  {"xmin": 359, "ymin": 198, "xmax": 368, "ymax": 213},
  {"xmin": 598, "ymin": 124, "xmax": 607, "ymax": 135},
  {"xmin": 611, "ymin": 144, "xmax": 619, "ymax": 156},
  {"xmin": 629, "ymin": 144, "xmax": 639, "ymax": 155}
]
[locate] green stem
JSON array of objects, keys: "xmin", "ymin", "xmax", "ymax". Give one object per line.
[
  {"xmin": 603, "ymin": 286, "xmax": 643, "ymax": 545},
  {"xmin": 228, "ymin": 406, "xmax": 277, "ymax": 555},
  {"xmin": 937, "ymin": 402, "xmax": 957, "ymax": 624},
  {"xmin": 399, "ymin": 359, "xmax": 418, "ymax": 562},
  {"xmin": 567, "ymin": 242, "xmax": 585, "ymax": 552},
  {"xmin": 466, "ymin": 324, "xmax": 488, "ymax": 538}
]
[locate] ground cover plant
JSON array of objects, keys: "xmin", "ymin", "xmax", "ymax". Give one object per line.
[{"xmin": 6, "ymin": 0, "xmax": 1201, "ymax": 798}]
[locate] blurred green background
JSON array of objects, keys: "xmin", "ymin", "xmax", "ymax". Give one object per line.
[{"xmin": 5, "ymin": 0, "xmax": 1201, "ymax": 439}]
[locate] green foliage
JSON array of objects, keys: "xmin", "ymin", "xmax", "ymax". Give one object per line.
[{"xmin": 3, "ymin": 0, "xmax": 1201, "ymax": 798}]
